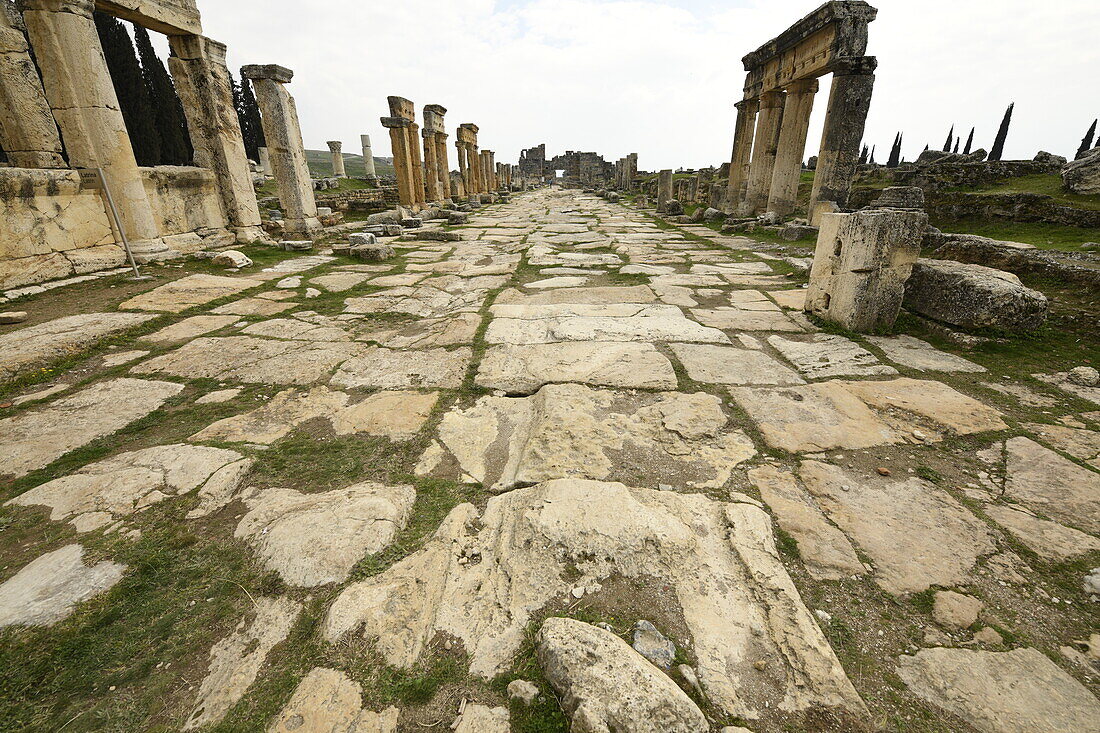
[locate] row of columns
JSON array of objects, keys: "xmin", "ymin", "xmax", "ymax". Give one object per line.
[{"xmin": 727, "ymin": 57, "xmax": 876, "ymax": 222}]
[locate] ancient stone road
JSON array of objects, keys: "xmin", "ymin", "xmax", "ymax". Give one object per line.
[{"xmin": 1, "ymin": 189, "xmax": 1098, "ymax": 731}]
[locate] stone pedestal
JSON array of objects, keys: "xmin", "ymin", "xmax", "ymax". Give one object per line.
[
  {"xmin": 808, "ymin": 57, "xmax": 877, "ymax": 223},
  {"xmin": 168, "ymin": 34, "xmax": 266, "ymax": 243},
  {"xmin": 742, "ymin": 91, "xmax": 785, "ymax": 215},
  {"xmin": 360, "ymin": 135, "xmax": 377, "ymax": 180},
  {"xmin": 0, "ymin": 8, "xmax": 65, "ymax": 168},
  {"xmin": 805, "ymin": 208, "xmax": 926, "ymax": 332},
  {"xmin": 656, "ymin": 169, "xmax": 673, "ymax": 213},
  {"xmin": 23, "ymin": 0, "xmax": 173, "ymax": 261},
  {"xmin": 767, "ymin": 79, "xmax": 818, "ymax": 217},
  {"xmin": 725, "ymin": 99, "xmax": 758, "ymax": 212},
  {"xmin": 241, "ymin": 64, "xmax": 321, "ymax": 239},
  {"xmin": 327, "ymin": 140, "xmax": 346, "ymax": 177}
]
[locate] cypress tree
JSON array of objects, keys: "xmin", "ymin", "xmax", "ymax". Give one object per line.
[
  {"xmin": 95, "ymin": 12, "xmax": 160, "ymax": 166},
  {"xmin": 943, "ymin": 125, "xmax": 954, "ymax": 152},
  {"xmin": 859, "ymin": 145, "xmax": 869, "ymax": 165},
  {"xmin": 989, "ymin": 103, "xmax": 1014, "ymax": 162},
  {"xmin": 887, "ymin": 133, "xmax": 902, "ymax": 168},
  {"xmin": 953, "ymin": 137, "xmax": 960, "ymax": 154},
  {"xmin": 1077, "ymin": 119, "xmax": 1098, "ymax": 160},
  {"xmin": 236, "ymin": 75, "xmax": 265, "ymax": 161},
  {"xmin": 923, "ymin": 144, "xmax": 929, "ymax": 152},
  {"xmin": 963, "ymin": 127, "xmax": 975, "ymax": 155},
  {"xmin": 869, "ymin": 145, "xmax": 876, "ymax": 165},
  {"xmin": 133, "ymin": 25, "xmax": 192, "ymax": 165}
]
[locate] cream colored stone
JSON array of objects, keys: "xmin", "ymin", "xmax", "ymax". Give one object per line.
[
  {"xmin": 268, "ymin": 668, "xmax": 398, "ymax": 733},
  {"xmin": 191, "ymin": 387, "xmax": 350, "ymax": 444},
  {"xmin": 141, "ymin": 314, "xmax": 239, "ymax": 344},
  {"xmin": 692, "ymin": 307, "xmax": 804, "ymax": 332},
  {"xmin": 368, "ymin": 313, "xmax": 481, "ymax": 348},
  {"xmin": 1021, "ymin": 422, "xmax": 1100, "ymax": 469},
  {"xmin": 671, "ymin": 343, "xmax": 804, "ymax": 385},
  {"xmin": 865, "ymin": 335, "xmax": 986, "ymax": 373},
  {"xmin": 1002, "ymin": 437, "xmax": 1100, "ymax": 535},
  {"xmin": 476, "ymin": 342, "xmax": 677, "ymax": 393},
  {"xmin": 0, "ymin": 544, "xmax": 125, "ymax": 628},
  {"xmin": 121, "ymin": 275, "xmax": 262, "ymax": 312},
  {"xmin": 331, "ymin": 348, "xmax": 471, "ymax": 390},
  {"xmin": 311, "ymin": 272, "xmax": 372, "ymax": 292},
  {"xmin": 932, "ymin": 591, "xmax": 983, "ymax": 630},
  {"xmin": 0, "ymin": 312, "xmax": 155, "ymax": 381},
  {"xmin": 210, "ymin": 297, "xmax": 296, "ymax": 317},
  {"xmin": 487, "ymin": 304, "xmax": 730, "ymax": 345},
  {"xmin": 331, "ymin": 391, "xmax": 439, "ymax": 439},
  {"xmin": 986, "ymin": 505, "xmax": 1100, "ymax": 561},
  {"xmin": 452, "ymin": 705, "xmax": 509, "ymax": 733},
  {"xmin": 768, "ymin": 334, "xmax": 896, "ymax": 379},
  {"xmin": 838, "ymin": 378, "xmax": 1007, "ymax": 436}
]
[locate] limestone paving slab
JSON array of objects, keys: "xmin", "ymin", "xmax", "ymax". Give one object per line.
[
  {"xmin": 486, "ymin": 304, "xmax": 730, "ymax": 345},
  {"xmin": 140, "ymin": 314, "xmax": 239, "ymax": 344},
  {"xmin": 331, "ymin": 391, "xmax": 439, "ymax": 439},
  {"xmin": 1002, "ymin": 436, "xmax": 1100, "ymax": 535},
  {"xmin": 767, "ymin": 334, "xmax": 897, "ymax": 379},
  {"xmin": 120, "ymin": 274, "xmax": 263, "ymax": 312},
  {"xmin": 269, "ymin": 668, "xmax": 398, "ymax": 733},
  {"xmin": 984, "ymin": 504, "xmax": 1100, "ymax": 561},
  {"xmin": 670, "ymin": 343, "xmax": 804, "ymax": 386},
  {"xmin": 331, "ymin": 347, "xmax": 471, "ymax": 390},
  {"xmin": 865, "ymin": 335, "xmax": 986, "ymax": 373},
  {"xmin": 476, "ymin": 342, "xmax": 678, "ymax": 393},
  {"xmin": 0, "ymin": 312, "xmax": 156, "ymax": 382},
  {"xmin": 692, "ymin": 307, "xmax": 804, "ymax": 332},
  {"xmin": 209, "ymin": 297, "xmax": 296, "ymax": 317},
  {"xmin": 191, "ymin": 387, "xmax": 350, "ymax": 444},
  {"xmin": 0, "ymin": 544, "xmax": 126, "ymax": 628}
]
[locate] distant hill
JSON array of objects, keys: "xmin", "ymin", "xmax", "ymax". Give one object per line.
[{"xmin": 305, "ymin": 149, "xmax": 395, "ymax": 178}]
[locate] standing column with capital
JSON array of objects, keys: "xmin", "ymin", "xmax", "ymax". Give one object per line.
[
  {"xmin": 22, "ymin": 0, "xmax": 172, "ymax": 260},
  {"xmin": 327, "ymin": 140, "xmax": 346, "ymax": 177},
  {"xmin": 242, "ymin": 64, "xmax": 321, "ymax": 238},
  {"xmin": 741, "ymin": 90, "xmax": 785, "ymax": 215},
  {"xmin": 767, "ymin": 78, "xmax": 818, "ymax": 217},
  {"xmin": 809, "ymin": 57, "xmax": 877, "ymax": 223},
  {"xmin": 381, "ymin": 116, "xmax": 415, "ymax": 207},
  {"xmin": 726, "ymin": 98, "xmax": 759, "ymax": 213},
  {"xmin": 382, "ymin": 96, "xmax": 426, "ymax": 209},
  {"xmin": 422, "ymin": 104, "xmax": 447, "ymax": 203},
  {"xmin": 360, "ymin": 134, "xmax": 377, "ymax": 180}
]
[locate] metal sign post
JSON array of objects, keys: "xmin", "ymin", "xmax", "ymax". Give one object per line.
[{"xmin": 78, "ymin": 168, "xmax": 150, "ymax": 280}]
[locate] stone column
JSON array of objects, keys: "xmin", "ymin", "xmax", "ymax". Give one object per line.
[
  {"xmin": 258, "ymin": 147, "xmax": 272, "ymax": 176},
  {"xmin": 726, "ymin": 98, "xmax": 758, "ymax": 213},
  {"xmin": 656, "ymin": 169, "xmax": 673, "ymax": 212},
  {"xmin": 481, "ymin": 151, "xmax": 493, "ymax": 192},
  {"xmin": 360, "ymin": 134, "xmax": 377, "ymax": 180},
  {"xmin": 742, "ymin": 90, "xmax": 785, "ymax": 215},
  {"xmin": 327, "ymin": 140, "xmax": 346, "ymax": 177},
  {"xmin": 455, "ymin": 140, "xmax": 469, "ymax": 196},
  {"xmin": 435, "ymin": 132, "xmax": 450, "ymax": 199},
  {"xmin": 488, "ymin": 151, "xmax": 497, "ymax": 189},
  {"xmin": 421, "ymin": 126, "xmax": 441, "ymax": 202},
  {"xmin": 382, "ymin": 116, "xmax": 415, "ymax": 208},
  {"xmin": 767, "ymin": 79, "xmax": 818, "ymax": 217},
  {"xmin": 242, "ymin": 64, "xmax": 321, "ymax": 238},
  {"xmin": 407, "ymin": 120, "xmax": 426, "ymax": 207},
  {"xmin": 168, "ymin": 34, "xmax": 265, "ymax": 242},
  {"xmin": 809, "ymin": 57, "xmax": 877, "ymax": 223},
  {"xmin": 422, "ymin": 104, "xmax": 447, "ymax": 203},
  {"xmin": 0, "ymin": 7, "xmax": 65, "ymax": 168},
  {"xmin": 469, "ymin": 144, "xmax": 482, "ymax": 196},
  {"xmin": 23, "ymin": 0, "xmax": 171, "ymax": 260}
]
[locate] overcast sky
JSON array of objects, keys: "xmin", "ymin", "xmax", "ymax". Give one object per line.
[{"xmin": 193, "ymin": 0, "xmax": 1099, "ymax": 171}]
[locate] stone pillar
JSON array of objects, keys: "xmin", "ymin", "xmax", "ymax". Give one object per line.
[
  {"xmin": 435, "ymin": 133, "xmax": 450, "ymax": 199},
  {"xmin": 407, "ymin": 120, "xmax": 426, "ymax": 207},
  {"xmin": 360, "ymin": 134, "xmax": 377, "ymax": 180},
  {"xmin": 327, "ymin": 140, "xmax": 346, "ymax": 177},
  {"xmin": 742, "ymin": 90, "xmax": 785, "ymax": 215},
  {"xmin": 241, "ymin": 64, "xmax": 321, "ymax": 238},
  {"xmin": 421, "ymin": 127, "xmax": 441, "ymax": 202},
  {"xmin": 455, "ymin": 140, "xmax": 469, "ymax": 196},
  {"xmin": 422, "ymin": 104, "xmax": 447, "ymax": 203},
  {"xmin": 487, "ymin": 151, "xmax": 497, "ymax": 189},
  {"xmin": 168, "ymin": 34, "xmax": 265, "ymax": 242},
  {"xmin": 0, "ymin": 7, "xmax": 65, "ymax": 168},
  {"xmin": 726, "ymin": 98, "xmax": 758, "ymax": 213},
  {"xmin": 809, "ymin": 57, "xmax": 877, "ymax": 223},
  {"xmin": 656, "ymin": 169, "xmax": 673, "ymax": 212},
  {"xmin": 767, "ymin": 79, "xmax": 818, "ymax": 217},
  {"xmin": 382, "ymin": 116, "xmax": 415, "ymax": 208},
  {"xmin": 23, "ymin": 0, "xmax": 171, "ymax": 260}
]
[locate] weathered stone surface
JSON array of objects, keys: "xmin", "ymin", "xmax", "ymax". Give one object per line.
[
  {"xmin": 324, "ymin": 479, "xmax": 864, "ymax": 720},
  {"xmin": 331, "ymin": 391, "xmax": 439, "ymax": 439},
  {"xmin": 984, "ymin": 505, "xmax": 1100, "ymax": 561},
  {"xmin": 488, "ymin": 303, "xmax": 730, "ymax": 345},
  {"xmin": 1062, "ymin": 146, "xmax": 1100, "ymax": 195},
  {"xmin": 310, "ymin": 271, "xmax": 372, "ymax": 292},
  {"xmin": 692, "ymin": 307, "xmax": 804, "ymax": 332},
  {"xmin": 268, "ymin": 668, "xmax": 399, "ymax": 733},
  {"xmin": 932, "ymin": 591, "xmax": 982, "ymax": 631},
  {"xmin": 904, "ymin": 259, "xmax": 1048, "ymax": 332},
  {"xmin": 1002, "ymin": 436, "xmax": 1100, "ymax": 534},
  {"xmin": 537, "ymin": 617, "xmax": 708, "ymax": 733},
  {"xmin": 331, "ymin": 347, "xmax": 471, "ymax": 389},
  {"xmin": 210, "ymin": 250, "xmax": 252, "ymax": 269},
  {"xmin": 452, "ymin": 704, "xmax": 509, "ymax": 733},
  {"xmin": 0, "ymin": 312, "xmax": 155, "ymax": 381},
  {"xmin": 192, "ymin": 387, "xmax": 350, "ymax": 444},
  {"xmin": 865, "ymin": 335, "xmax": 986, "ymax": 373},
  {"xmin": 476, "ymin": 342, "xmax": 677, "ymax": 393},
  {"xmin": 134, "ymin": 336, "xmax": 364, "ymax": 385},
  {"xmin": 0, "ymin": 378, "xmax": 184, "ymax": 479},
  {"xmin": 838, "ymin": 377, "xmax": 1007, "ymax": 437},
  {"xmin": 799, "ymin": 461, "xmax": 995, "ymax": 594},
  {"xmin": 9, "ymin": 444, "xmax": 250, "ymax": 531},
  {"xmin": 140, "ymin": 314, "xmax": 239, "ymax": 343},
  {"xmin": 670, "ymin": 343, "xmax": 804, "ymax": 385},
  {"xmin": 211, "ymin": 296, "xmax": 296, "ymax": 317},
  {"xmin": 424, "ymin": 384, "xmax": 755, "ymax": 491},
  {"xmin": 632, "ymin": 619, "xmax": 676, "ymax": 669},
  {"xmin": 768, "ymin": 334, "xmax": 896, "ymax": 379},
  {"xmin": 184, "ymin": 597, "xmax": 301, "ymax": 730},
  {"xmin": 120, "ymin": 274, "xmax": 262, "ymax": 312},
  {"xmin": 749, "ymin": 466, "xmax": 864, "ymax": 580},
  {"xmin": 494, "ymin": 285, "xmax": 656, "ymax": 306},
  {"xmin": 1021, "ymin": 422, "xmax": 1100, "ymax": 469},
  {"xmin": 897, "ymin": 647, "xmax": 1100, "ymax": 733},
  {"xmin": 0, "ymin": 545, "xmax": 125, "ymax": 628},
  {"xmin": 236, "ymin": 483, "xmax": 415, "ymax": 587}
]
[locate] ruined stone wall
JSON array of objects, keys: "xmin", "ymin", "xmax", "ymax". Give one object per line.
[
  {"xmin": 856, "ymin": 160, "xmax": 1060, "ymax": 194},
  {"xmin": 314, "ymin": 186, "xmax": 400, "ymax": 212},
  {"xmin": 142, "ymin": 166, "xmax": 227, "ymax": 241}
]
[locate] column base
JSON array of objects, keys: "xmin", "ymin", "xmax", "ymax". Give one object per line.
[
  {"xmin": 282, "ymin": 217, "xmax": 324, "ymax": 239},
  {"xmin": 128, "ymin": 238, "xmax": 181, "ymax": 264},
  {"xmin": 233, "ymin": 226, "xmax": 276, "ymax": 245}
]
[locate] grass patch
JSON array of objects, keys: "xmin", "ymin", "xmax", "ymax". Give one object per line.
[
  {"xmin": 928, "ymin": 219, "xmax": 1100, "ymax": 251},
  {"xmin": 946, "ymin": 173, "xmax": 1100, "ymax": 211}
]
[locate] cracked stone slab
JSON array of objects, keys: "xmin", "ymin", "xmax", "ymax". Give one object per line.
[
  {"xmin": 494, "ymin": 285, "xmax": 656, "ymax": 306},
  {"xmin": 241, "ymin": 317, "xmax": 351, "ymax": 342},
  {"xmin": 139, "ymin": 315, "xmax": 239, "ymax": 344},
  {"xmin": 331, "ymin": 391, "xmax": 439, "ymax": 439},
  {"xmin": 331, "ymin": 347, "xmax": 471, "ymax": 389},
  {"xmin": 120, "ymin": 274, "xmax": 263, "ymax": 312},
  {"xmin": 133, "ymin": 336, "xmax": 364, "ymax": 385},
  {"xmin": 1002, "ymin": 436, "xmax": 1100, "ymax": 535},
  {"xmin": 767, "ymin": 334, "xmax": 897, "ymax": 379},
  {"xmin": 323, "ymin": 479, "xmax": 864, "ymax": 721},
  {"xmin": 210, "ymin": 297, "xmax": 296, "ymax": 317},
  {"xmin": 984, "ymin": 504, "xmax": 1100, "ymax": 561},
  {"xmin": 692, "ymin": 307, "xmax": 804, "ymax": 332},
  {"xmin": 191, "ymin": 387, "xmax": 350, "ymax": 444},
  {"xmin": 865, "ymin": 335, "xmax": 986, "ymax": 373},
  {"xmin": 421, "ymin": 383, "xmax": 755, "ymax": 492},
  {"xmin": 236, "ymin": 483, "xmax": 415, "ymax": 587},
  {"xmin": 269, "ymin": 668, "xmax": 399, "ymax": 733},
  {"xmin": 0, "ymin": 545, "xmax": 125, "ymax": 628},
  {"xmin": 184, "ymin": 597, "xmax": 301, "ymax": 730},
  {"xmin": 310, "ymin": 272, "xmax": 373, "ymax": 292},
  {"xmin": 0, "ymin": 378, "xmax": 184, "ymax": 479},
  {"xmin": 799, "ymin": 461, "xmax": 996, "ymax": 594},
  {"xmin": 485, "ymin": 304, "xmax": 730, "ymax": 345},
  {"xmin": 1021, "ymin": 422, "xmax": 1100, "ymax": 470},
  {"xmin": 670, "ymin": 343, "xmax": 804, "ymax": 386},
  {"xmin": 365, "ymin": 313, "xmax": 482, "ymax": 348},
  {"xmin": 897, "ymin": 647, "xmax": 1100, "ymax": 733},
  {"xmin": 0, "ymin": 312, "xmax": 156, "ymax": 382},
  {"xmin": 8, "ymin": 444, "xmax": 251, "ymax": 531},
  {"xmin": 476, "ymin": 342, "xmax": 677, "ymax": 393}
]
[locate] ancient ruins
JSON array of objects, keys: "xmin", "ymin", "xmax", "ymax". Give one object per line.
[{"xmin": 0, "ymin": 0, "xmax": 1098, "ymax": 732}]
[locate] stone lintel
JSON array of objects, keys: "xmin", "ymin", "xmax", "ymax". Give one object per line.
[
  {"xmin": 387, "ymin": 96, "xmax": 415, "ymax": 122},
  {"xmin": 95, "ymin": 0, "xmax": 202, "ymax": 36},
  {"xmin": 828, "ymin": 55, "xmax": 878, "ymax": 76},
  {"xmin": 22, "ymin": 0, "xmax": 94, "ymax": 17},
  {"xmin": 742, "ymin": 1, "xmax": 877, "ymax": 71},
  {"xmin": 242, "ymin": 64, "xmax": 293, "ymax": 83},
  {"xmin": 424, "ymin": 103, "xmax": 447, "ymax": 115},
  {"xmin": 169, "ymin": 34, "xmax": 226, "ymax": 63}
]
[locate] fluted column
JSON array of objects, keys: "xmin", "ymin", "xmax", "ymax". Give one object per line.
[
  {"xmin": 726, "ymin": 98, "xmax": 758, "ymax": 213},
  {"xmin": 327, "ymin": 140, "xmax": 346, "ymax": 177},
  {"xmin": 767, "ymin": 78, "xmax": 818, "ymax": 217},
  {"xmin": 742, "ymin": 90, "xmax": 785, "ymax": 215}
]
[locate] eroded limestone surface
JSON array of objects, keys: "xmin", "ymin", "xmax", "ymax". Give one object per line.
[
  {"xmin": 120, "ymin": 274, "xmax": 262, "ymax": 312},
  {"xmin": 134, "ymin": 336, "xmax": 364, "ymax": 384},
  {"xmin": 0, "ymin": 545, "xmax": 125, "ymax": 628},
  {"xmin": 476, "ymin": 342, "xmax": 677, "ymax": 393},
  {"xmin": 269, "ymin": 668, "xmax": 399, "ymax": 733},
  {"xmin": 0, "ymin": 312, "xmax": 156, "ymax": 381}
]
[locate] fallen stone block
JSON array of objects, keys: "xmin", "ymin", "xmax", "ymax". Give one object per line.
[
  {"xmin": 903, "ymin": 259, "xmax": 1048, "ymax": 332},
  {"xmin": 210, "ymin": 250, "xmax": 253, "ymax": 268}
]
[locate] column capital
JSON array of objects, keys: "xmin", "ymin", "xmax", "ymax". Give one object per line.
[
  {"xmin": 759, "ymin": 90, "xmax": 785, "ymax": 108},
  {"xmin": 735, "ymin": 98, "xmax": 760, "ymax": 112},
  {"xmin": 829, "ymin": 56, "xmax": 877, "ymax": 76},
  {"xmin": 242, "ymin": 64, "xmax": 293, "ymax": 83},
  {"xmin": 424, "ymin": 103, "xmax": 447, "ymax": 115},
  {"xmin": 380, "ymin": 116, "xmax": 410, "ymax": 129},
  {"xmin": 786, "ymin": 78, "xmax": 820, "ymax": 94},
  {"xmin": 168, "ymin": 35, "xmax": 227, "ymax": 64}
]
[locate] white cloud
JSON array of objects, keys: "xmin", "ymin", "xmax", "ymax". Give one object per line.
[{"xmin": 196, "ymin": 0, "xmax": 1100, "ymax": 170}]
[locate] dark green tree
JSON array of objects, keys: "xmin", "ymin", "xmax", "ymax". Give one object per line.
[
  {"xmin": 1076, "ymin": 119, "xmax": 1097, "ymax": 160},
  {"xmin": 963, "ymin": 127, "xmax": 975, "ymax": 154},
  {"xmin": 887, "ymin": 133, "xmax": 902, "ymax": 168},
  {"xmin": 869, "ymin": 145, "xmax": 876, "ymax": 165},
  {"xmin": 95, "ymin": 12, "xmax": 160, "ymax": 166},
  {"xmin": 953, "ymin": 137, "xmax": 960, "ymax": 154},
  {"xmin": 989, "ymin": 103, "xmax": 1014, "ymax": 162},
  {"xmin": 943, "ymin": 125, "xmax": 954, "ymax": 152},
  {"xmin": 236, "ymin": 74, "xmax": 265, "ymax": 161},
  {"xmin": 859, "ymin": 144, "xmax": 869, "ymax": 165},
  {"xmin": 133, "ymin": 25, "xmax": 192, "ymax": 165}
]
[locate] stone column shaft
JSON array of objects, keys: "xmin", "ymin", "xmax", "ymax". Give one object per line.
[
  {"xmin": 726, "ymin": 98, "xmax": 758, "ymax": 212},
  {"xmin": 0, "ymin": 9, "xmax": 65, "ymax": 168},
  {"xmin": 456, "ymin": 141, "xmax": 469, "ymax": 193},
  {"xmin": 407, "ymin": 122, "xmax": 425, "ymax": 206},
  {"xmin": 360, "ymin": 134, "xmax": 377, "ymax": 179},
  {"xmin": 383, "ymin": 118, "xmax": 415, "ymax": 208},
  {"xmin": 243, "ymin": 64, "xmax": 320, "ymax": 238},
  {"xmin": 422, "ymin": 128, "xmax": 441, "ymax": 202},
  {"xmin": 767, "ymin": 79, "xmax": 818, "ymax": 217},
  {"xmin": 742, "ymin": 90, "xmax": 785, "ymax": 215},
  {"xmin": 809, "ymin": 57, "xmax": 877, "ymax": 223},
  {"xmin": 656, "ymin": 169, "xmax": 673, "ymax": 212},
  {"xmin": 327, "ymin": 140, "xmax": 346, "ymax": 177},
  {"xmin": 168, "ymin": 34, "xmax": 264, "ymax": 239},
  {"xmin": 435, "ymin": 133, "xmax": 450, "ymax": 199},
  {"xmin": 469, "ymin": 145, "xmax": 482, "ymax": 195},
  {"xmin": 23, "ymin": 0, "xmax": 169, "ymax": 259}
]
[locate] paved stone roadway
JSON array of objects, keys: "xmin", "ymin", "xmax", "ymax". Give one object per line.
[{"xmin": 1, "ymin": 189, "xmax": 1098, "ymax": 731}]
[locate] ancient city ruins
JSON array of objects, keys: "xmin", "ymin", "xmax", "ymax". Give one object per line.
[{"xmin": 0, "ymin": 0, "xmax": 1098, "ymax": 731}]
